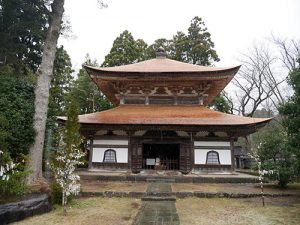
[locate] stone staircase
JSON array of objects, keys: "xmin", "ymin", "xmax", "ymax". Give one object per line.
[{"xmin": 132, "ymin": 181, "xmax": 180, "ymax": 225}]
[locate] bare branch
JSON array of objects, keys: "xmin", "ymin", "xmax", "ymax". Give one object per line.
[
  {"xmin": 97, "ymin": 0, "xmax": 108, "ymax": 9},
  {"xmin": 232, "ymin": 41, "xmax": 290, "ymax": 116},
  {"xmin": 272, "ymin": 35, "xmax": 300, "ymax": 72}
]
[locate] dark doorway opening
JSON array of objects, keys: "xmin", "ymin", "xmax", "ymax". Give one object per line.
[{"xmin": 142, "ymin": 144, "xmax": 180, "ymax": 170}]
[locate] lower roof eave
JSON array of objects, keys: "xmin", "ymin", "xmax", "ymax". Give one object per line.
[{"xmin": 78, "ymin": 121, "xmax": 270, "ymax": 137}]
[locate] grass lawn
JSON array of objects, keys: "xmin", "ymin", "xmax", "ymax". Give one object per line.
[
  {"xmin": 9, "ymin": 196, "xmax": 300, "ymax": 225},
  {"xmin": 81, "ymin": 180, "xmax": 148, "ymax": 192},
  {"xmin": 9, "ymin": 182, "xmax": 300, "ymax": 225},
  {"xmin": 176, "ymin": 197, "xmax": 300, "ymax": 225},
  {"xmin": 172, "ymin": 183, "xmax": 300, "ymax": 195},
  {"xmin": 13, "ymin": 197, "xmax": 141, "ymax": 225}
]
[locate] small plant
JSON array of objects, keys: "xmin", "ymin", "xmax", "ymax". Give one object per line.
[{"xmin": 49, "ymin": 101, "xmax": 85, "ymax": 215}]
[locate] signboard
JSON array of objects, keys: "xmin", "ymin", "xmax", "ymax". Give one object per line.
[{"xmin": 146, "ymin": 158, "xmax": 155, "ymax": 165}]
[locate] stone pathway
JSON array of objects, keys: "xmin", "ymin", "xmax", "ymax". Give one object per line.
[
  {"xmin": 147, "ymin": 182, "xmax": 172, "ymax": 193},
  {"xmin": 133, "ymin": 181, "xmax": 180, "ymax": 225}
]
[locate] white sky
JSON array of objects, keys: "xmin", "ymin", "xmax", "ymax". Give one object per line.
[{"xmin": 59, "ymin": 0, "xmax": 300, "ymax": 71}]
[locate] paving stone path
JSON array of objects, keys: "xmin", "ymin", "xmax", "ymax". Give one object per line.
[{"xmin": 132, "ymin": 181, "xmax": 180, "ymax": 225}]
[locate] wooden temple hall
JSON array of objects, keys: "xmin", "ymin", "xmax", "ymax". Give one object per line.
[{"xmin": 59, "ymin": 50, "xmax": 271, "ymax": 174}]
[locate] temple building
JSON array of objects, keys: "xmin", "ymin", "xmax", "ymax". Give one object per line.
[{"xmin": 59, "ymin": 50, "xmax": 271, "ymax": 174}]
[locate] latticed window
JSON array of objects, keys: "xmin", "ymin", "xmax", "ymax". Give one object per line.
[
  {"xmin": 103, "ymin": 149, "xmax": 117, "ymax": 163},
  {"xmin": 206, "ymin": 151, "xmax": 220, "ymax": 164}
]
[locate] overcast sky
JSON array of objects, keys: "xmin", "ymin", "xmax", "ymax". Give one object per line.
[{"xmin": 59, "ymin": 0, "xmax": 300, "ymax": 71}]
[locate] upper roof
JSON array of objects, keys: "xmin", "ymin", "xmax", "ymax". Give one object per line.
[
  {"xmin": 84, "ymin": 57, "xmax": 240, "ymax": 106},
  {"xmin": 84, "ymin": 58, "xmax": 240, "ymax": 75},
  {"xmin": 58, "ymin": 105, "xmax": 271, "ymax": 134}
]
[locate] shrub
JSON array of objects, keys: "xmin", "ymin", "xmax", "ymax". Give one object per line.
[
  {"xmin": 262, "ymin": 160, "xmax": 295, "ymax": 188},
  {"xmin": 0, "ymin": 170, "xmax": 28, "ymax": 196},
  {"xmin": 256, "ymin": 126, "xmax": 296, "ymax": 188},
  {"xmin": 50, "ymin": 181, "xmax": 63, "ymax": 205},
  {"xmin": 0, "ymin": 150, "xmax": 28, "ymax": 197},
  {"xmin": 0, "ymin": 72, "xmax": 35, "ymax": 158},
  {"xmin": 50, "ymin": 181, "xmax": 75, "ymax": 205}
]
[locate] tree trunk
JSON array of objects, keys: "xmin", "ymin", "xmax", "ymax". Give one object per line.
[
  {"xmin": 27, "ymin": 0, "xmax": 65, "ymax": 183},
  {"xmin": 63, "ymin": 191, "xmax": 67, "ymax": 215}
]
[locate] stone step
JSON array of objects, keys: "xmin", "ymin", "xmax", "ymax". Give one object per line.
[
  {"xmin": 146, "ymin": 178, "xmax": 175, "ymax": 183},
  {"xmin": 141, "ymin": 196, "xmax": 176, "ymax": 201}
]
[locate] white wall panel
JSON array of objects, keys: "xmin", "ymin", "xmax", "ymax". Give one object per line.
[
  {"xmin": 92, "ymin": 147, "xmax": 128, "ymax": 163},
  {"xmin": 115, "ymin": 148, "xmax": 128, "ymax": 163},
  {"xmin": 194, "ymin": 149, "xmax": 231, "ymax": 165},
  {"xmin": 92, "ymin": 148, "xmax": 105, "ymax": 162}
]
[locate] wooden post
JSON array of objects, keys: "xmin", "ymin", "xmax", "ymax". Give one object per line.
[
  {"xmin": 88, "ymin": 136, "xmax": 94, "ymax": 170},
  {"xmin": 127, "ymin": 130, "xmax": 134, "ymax": 170},
  {"xmin": 190, "ymin": 132, "xmax": 195, "ymax": 171},
  {"xmin": 230, "ymin": 138, "xmax": 235, "ymax": 172}
]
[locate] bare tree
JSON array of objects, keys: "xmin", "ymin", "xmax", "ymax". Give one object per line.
[
  {"xmin": 232, "ymin": 43, "xmax": 286, "ymax": 117},
  {"xmin": 272, "ymin": 35, "xmax": 300, "ymax": 72}
]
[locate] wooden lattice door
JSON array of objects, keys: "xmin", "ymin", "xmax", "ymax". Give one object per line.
[
  {"xmin": 180, "ymin": 142, "xmax": 192, "ymax": 174},
  {"xmin": 131, "ymin": 142, "xmax": 143, "ymax": 173}
]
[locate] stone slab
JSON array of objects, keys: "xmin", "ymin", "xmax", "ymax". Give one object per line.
[{"xmin": 0, "ymin": 194, "xmax": 52, "ymax": 225}]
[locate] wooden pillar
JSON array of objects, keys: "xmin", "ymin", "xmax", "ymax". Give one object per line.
[
  {"xmin": 88, "ymin": 135, "xmax": 94, "ymax": 170},
  {"xmin": 189, "ymin": 131, "xmax": 195, "ymax": 170},
  {"xmin": 171, "ymin": 88, "xmax": 178, "ymax": 105},
  {"xmin": 230, "ymin": 138, "xmax": 235, "ymax": 172},
  {"xmin": 144, "ymin": 89, "xmax": 150, "ymax": 105},
  {"xmin": 126, "ymin": 130, "xmax": 134, "ymax": 170},
  {"xmin": 198, "ymin": 95, "xmax": 203, "ymax": 105}
]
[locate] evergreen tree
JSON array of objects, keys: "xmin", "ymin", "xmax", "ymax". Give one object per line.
[
  {"xmin": 0, "ymin": 0, "xmax": 49, "ymax": 73},
  {"xmin": 48, "ymin": 46, "xmax": 74, "ymax": 118},
  {"xmin": 103, "ymin": 17, "xmax": 219, "ymax": 67},
  {"xmin": 69, "ymin": 56, "xmax": 112, "ymax": 114},
  {"xmin": 279, "ymin": 58, "xmax": 300, "ymax": 174},
  {"xmin": 208, "ymin": 93, "xmax": 232, "ymax": 113},
  {"xmin": 147, "ymin": 38, "xmax": 173, "ymax": 58},
  {"xmin": 0, "ymin": 68, "xmax": 35, "ymax": 158},
  {"xmin": 135, "ymin": 39, "xmax": 151, "ymax": 62},
  {"xmin": 44, "ymin": 46, "xmax": 74, "ymax": 159},
  {"xmin": 171, "ymin": 31, "xmax": 189, "ymax": 62},
  {"xmin": 102, "ymin": 30, "xmax": 150, "ymax": 67},
  {"xmin": 186, "ymin": 16, "xmax": 219, "ymax": 65},
  {"xmin": 149, "ymin": 17, "xmax": 219, "ymax": 65}
]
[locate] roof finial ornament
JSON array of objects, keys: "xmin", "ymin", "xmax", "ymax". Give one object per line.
[{"xmin": 155, "ymin": 47, "xmax": 167, "ymax": 59}]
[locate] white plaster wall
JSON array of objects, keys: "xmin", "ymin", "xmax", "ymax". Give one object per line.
[
  {"xmin": 194, "ymin": 149, "xmax": 231, "ymax": 165},
  {"xmin": 194, "ymin": 141, "xmax": 230, "ymax": 147},
  {"xmin": 93, "ymin": 139, "xmax": 128, "ymax": 145},
  {"xmin": 92, "ymin": 148, "xmax": 128, "ymax": 163}
]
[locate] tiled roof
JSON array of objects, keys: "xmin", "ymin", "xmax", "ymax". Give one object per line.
[
  {"xmin": 58, "ymin": 105, "xmax": 271, "ymax": 126},
  {"xmin": 84, "ymin": 58, "xmax": 240, "ymax": 74}
]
